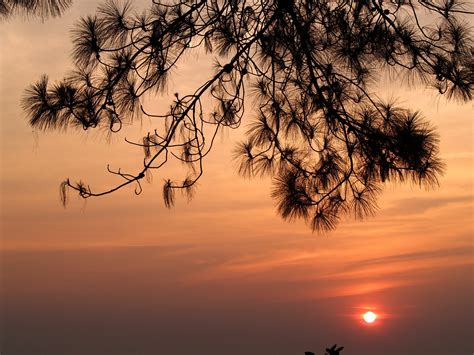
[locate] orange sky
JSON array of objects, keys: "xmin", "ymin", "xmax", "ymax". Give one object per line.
[{"xmin": 1, "ymin": 2, "xmax": 473, "ymax": 355}]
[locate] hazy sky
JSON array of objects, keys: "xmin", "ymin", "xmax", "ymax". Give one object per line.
[{"xmin": 0, "ymin": 2, "xmax": 473, "ymax": 355}]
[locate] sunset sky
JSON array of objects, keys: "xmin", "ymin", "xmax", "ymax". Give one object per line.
[{"xmin": 0, "ymin": 1, "xmax": 473, "ymax": 355}]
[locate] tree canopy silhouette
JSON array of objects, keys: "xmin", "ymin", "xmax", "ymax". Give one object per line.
[
  {"xmin": 0, "ymin": 0, "xmax": 71, "ymax": 19},
  {"xmin": 23, "ymin": 0, "xmax": 473, "ymax": 231}
]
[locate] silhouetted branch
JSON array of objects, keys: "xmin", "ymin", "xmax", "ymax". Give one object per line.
[
  {"xmin": 24, "ymin": 0, "xmax": 473, "ymax": 231},
  {"xmin": 0, "ymin": 0, "xmax": 72, "ymax": 19}
]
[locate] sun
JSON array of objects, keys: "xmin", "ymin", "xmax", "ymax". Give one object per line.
[{"xmin": 363, "ymin": 311, "xmax": 377, "ymax": 323}]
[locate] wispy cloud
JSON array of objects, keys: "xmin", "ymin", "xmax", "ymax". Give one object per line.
[
  {"xmin": 181, "ymin": 241, "xmax": 473, "ymax": 301},
  {"xmin": 382, "ymin": 195, "xmax": 473, "ymax": 216},
  {"xmin": 343, "ymin": 246, "xmax": 473, "ymax": 270}
]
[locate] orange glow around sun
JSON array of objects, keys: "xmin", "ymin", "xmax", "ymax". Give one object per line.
[{"xmin": 363, "ymin": 311, "xmax": 377, "ymax": 323}]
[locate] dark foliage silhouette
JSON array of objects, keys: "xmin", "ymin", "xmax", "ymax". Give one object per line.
[
  {"xmin": 325, "ymin": 344, "xmax": 344, "ymax": 355},
  {"xmin": 304, "ymin": 344, "xmax": 344, "ymax": 355},
  {"xmin": 23, "ymin": 0, "xmax": 473, "ymax": 231},
  {"xmin": 0, "ymin": 0, "xmax": 71, "ymax": 19}
]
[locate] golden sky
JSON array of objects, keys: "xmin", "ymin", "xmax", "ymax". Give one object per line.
[{"xmin": 1, "ymin": 1, "xmax": 473, "ymax": 354}]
